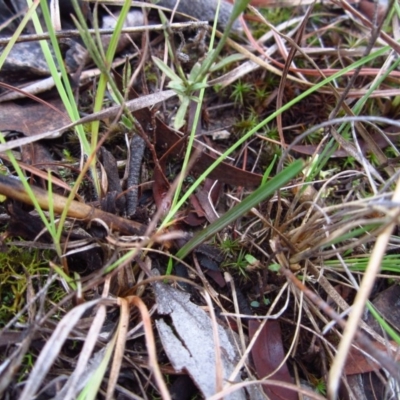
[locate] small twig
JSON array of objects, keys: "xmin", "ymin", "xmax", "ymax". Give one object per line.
[
  {"xmin": 0, "ymin": 90, "xmax": 177, "ymax": 153},
  {"xmin": 0, "ymin": 174, "xmax": 145, "ymax": 235},
  {"xmin": 0, "ymin": 21, "xmax": 209, "ymax": 45},
  {"xmin": 275, "ymin": 5, "xmax": 313, "ymax": 148}
]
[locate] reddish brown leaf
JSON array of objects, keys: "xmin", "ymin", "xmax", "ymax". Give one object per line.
[
  {"xmin": 249, "ymin": 320, "xmax": 297, "ymax": 400},
  {"xmin": 0, "ymin": 94, "xmax": 70, "ymax": 136},
  {"xmin": 20, "ymin": 142, "xmax": 57, "ymax": 174},
  {"xmin": 129, "ymin": 98, "xmax": 263, "ymax": 188},
  {"xmin": 153, "ymin": 115, "xmax": 263, "ymax": 187},
  {"xmin": 194, "ymin": 179, "xmax": 222, "ymax": 223},
  {"xmin": 204, "ymin": 270, "xmax": 226, "ymax": 287},
  {"xmin": 184, "ymin": 179, "xmax": 222, "ymax": 225},
  {"xmin": 183, "ymin": 209, "xmax": 206, "ymax": 227},
  {"xmin": 345, "ymin": 342, "xmax": 400, "ymax": 375},
  {"xmin": 189, "ymin": 193, "xmax": 206, "ymax": 218}
]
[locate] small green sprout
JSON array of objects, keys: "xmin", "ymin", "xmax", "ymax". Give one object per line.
[
  {"xmin": 223, "ymin": 250, "xmax": 261, "ymax": 277},
  {"xmin": 234, "ymin": 110, "xmax": 260, "ymax": 136},
  {"xmin": 342, "ymin": 156, "xmax": 356, "ymax": 169},
  {"xmin": 152, "ymin": 0, "xmax": 252, "ymax": 130},
  {"xmin": 314, "ymin": 378, "xmax": 327, "ymax": 396},
  {"xmin": 244, "ymin": 254, "xmax": 260, "ymax": 269},
  {"xmin": 219, "ymin": 238, "xmax": 241, "ymax": 255},
  {"xmin": 268, "ymin": 263, "xmax": 280, "ymax": 272},
  {"xmin": 62, "ymin": 148, "xmax": 76, "ymax": 163},
  {"xmin": 152, "ymin": 57, "xmax": 207, "ymax": 129},
  {"xmin": 230, "ymin": 80, "xmax": 252, "ymax": 106},
  {"xmin": 250, "ymin": 297, "xmax": 270, "ymax": 308}
]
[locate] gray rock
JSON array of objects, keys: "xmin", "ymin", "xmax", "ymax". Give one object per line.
[{"xmin": 155, "ymin": 0, "xmax": 242, "ymax": 32}]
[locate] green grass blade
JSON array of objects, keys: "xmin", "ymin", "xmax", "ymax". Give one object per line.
[
  {"xmin": 161, "ymin": 44, "xmax": 391, "ymax": 229},
  {"xmin": 197, "ymin": 0, "xmax": 251, "ymax": 80},
  {"xmin": 0, "ymin": 134, "xmax": 63, "ymax": 257},
  {"xmin": 367, "ymin": 302, "xmax": 400, "ymax": 345},
  {"xmin": 175, "ymin": 159, "xmax": 304, "ymax": 260},
  {"xmin": 325, "ymin": 255, "xmax": 400, "ymax": 273},
  {"xmin": 50, "ymin": 263, "xmax": 77, "ymax": 290},
  {"xmin": 262, "ymin": 154, "xmax": 277, "ymax": 185},
  {"xmin": 77, "ymin": 331, "xmax": 117, "ymax": 400},
  {"xmin": 32, "ymin": 1, "xmax": 91, "ymax": 155},
  {"xmin": 210, "ymin": 53, "xmax": 246, "ymax": 72},
  {"xmin": 47, "ymin": 170, "xmax": 55, "ymax": 234},
  {"xmin": 152, "ymin": 56, "xmax": 182, "ymax": 82}
]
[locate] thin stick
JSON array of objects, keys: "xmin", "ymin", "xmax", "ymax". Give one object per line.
[
  {"xmin": 0, "ymin": 174, "xmax": 145, "ymax": 235},
  {"xmin": 0, "ymin": 21, "xmax": 209, "ymax": 45}
]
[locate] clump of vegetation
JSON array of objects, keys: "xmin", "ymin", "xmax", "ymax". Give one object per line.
[
  {"xmin": 0, "ymin": 0, "xmax": 399, "ymax": 398},
  {"xmin": 0, "ymin": 247, "xmax": 55, "ymax": 326}
]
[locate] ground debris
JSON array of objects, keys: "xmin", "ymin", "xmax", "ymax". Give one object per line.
[{"xmin": 153, "ymin": 277, "xmax": 247, "ymax": 399}]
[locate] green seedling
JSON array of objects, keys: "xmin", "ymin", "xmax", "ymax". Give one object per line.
[
  {"xmin": 219, "ymin": 238, "xmax": 241, "ymax": 255},
  {"xmin": 250, "ymin": 297, "xmax": 271, "ymax": 308},
  {"xmin": 368, "ymin": 151, "xmax": 380, "ymax": 166},
  {"xmin": 254, "ymin": 85, "xmax": 270, "ymax": 106},
  {"xmin": 303, "ymin": 127, "xmax": 324, "ymax": 145},
  {"xmin": 223, "ymin": 249, "xmax": 250, "ymax": 277},
  {"xmin": 234, "ymin": 110, "xmax": 260, "ymax": 136},
  {"xmin": 314, "ymin": 378, "xmax": 327, "ymax": 396},
  {"xmin": 244, "ymin": 254, "xmax": 260, "ymax": 269},
  {"xmin": 152, "ymin": 57, "xmax": 207, "ymax": 129},
  {"xmin": 224, "ymin": 252, "xmax": 260, "ymax": 277},
  {"xmin": 62, "ymin": 149, "xmax": 76, "ymax": 163},
  {"xmin": 342, "ymin": 155, "xmax": 356, "ymax": 169},
  {"xmin": 230, "ymin": 80, "xmax": 253, "ymax": 106},
  {"xmin": 153, "ymin": 0, "xmax": 252, "ymax": 129},
  {"xmin": 268, "ymin": 263, "xmax": 281, "ymax": 273}
]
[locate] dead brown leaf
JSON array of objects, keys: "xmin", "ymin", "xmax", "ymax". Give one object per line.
[
  {"xmin": 0, "ymin": 94, "xmax": 70, "ymax": 135},
  {"xmin": 345, "ymin": 342, "xmax": 400, "ymax": 375},
  {"xmin": 249, "ymin": 320, "xmax": 298, "ymax": 400}
]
